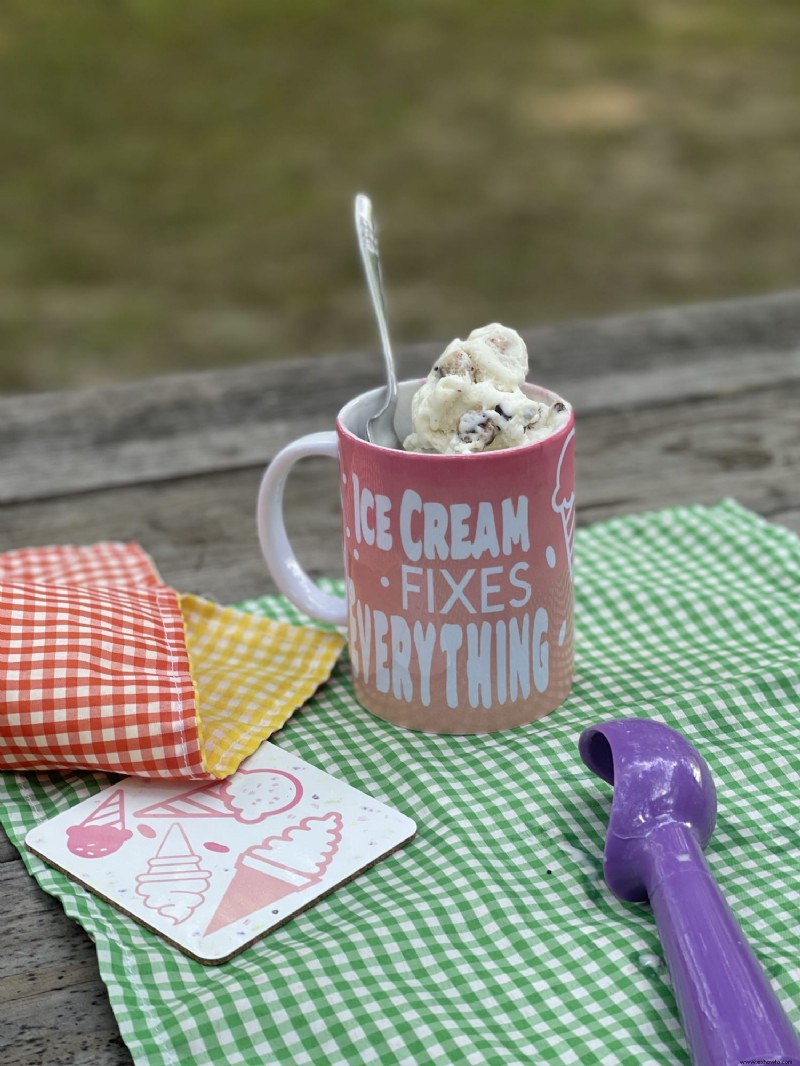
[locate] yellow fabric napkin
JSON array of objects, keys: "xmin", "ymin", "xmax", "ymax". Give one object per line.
[{"xmin": 181, "ymin": 593, "xmax": 345, "ymax": 778}]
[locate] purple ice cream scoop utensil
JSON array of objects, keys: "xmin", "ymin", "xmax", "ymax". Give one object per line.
[{"xmin": 578, "ymin": 717, "xmax": 800, "ymax": 1066}]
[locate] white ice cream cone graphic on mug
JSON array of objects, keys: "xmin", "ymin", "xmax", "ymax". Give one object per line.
[
  {"xmin": 204, "ymin": 811, "xmax": 343, "ymax": 936},
  {"xmin": 135, "ymin": 823, "xmax": 211, "ymax": 926},
  {"xmin": 552, "ymin": 427, "xmax": 576, "ymax": 579}
]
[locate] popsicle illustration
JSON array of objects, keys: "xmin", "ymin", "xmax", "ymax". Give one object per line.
[
  {"xmin": 204, "ymin": 811, "xmax": 344, "ymax": 936},
  {"xmin": 135, "ymin": 823, "xmax": 212, "ymax": 926},
  {"xmin": 551, "ymin": 426, "xmax": 576, "ymax": 578},
  {"xmin": 134, "ymin": 768, "xmax": 302, "ymax": 823},
  {"xmin": 66, "ymin": 789, "xmax": 133, "ymax": 858}
]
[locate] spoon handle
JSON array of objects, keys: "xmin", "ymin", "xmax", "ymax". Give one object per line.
[
  {"xmin": 644, "ymin": 822, "xmax": 800, "ymax": 1066},
  {"xmin": 354, "ymin": 194, "xmax": 397, "ymax": 411}
]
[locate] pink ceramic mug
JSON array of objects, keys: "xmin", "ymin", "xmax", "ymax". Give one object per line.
[{"xmin": 257, "ymin": 379, "xmax": 575, "ymax": 734}]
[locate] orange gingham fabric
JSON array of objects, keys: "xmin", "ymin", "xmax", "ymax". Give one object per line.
[
  {"xmin": 0, "ymin": 541, "xmax": 164, "ymax": 588},
  {"xmin": 0, "ymin": 543, "xmax": 205, "ymax": 778},
  {"xmin": 0, "ymin": 542, "xmax": 345, "ymax": 781}
]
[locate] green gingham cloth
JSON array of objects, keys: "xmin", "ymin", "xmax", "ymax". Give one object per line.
[{"xmin": 1, "ymin": 500, "xmax": 799, "ymax": 1066}]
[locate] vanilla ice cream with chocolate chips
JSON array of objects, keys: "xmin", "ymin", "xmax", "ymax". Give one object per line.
[{"xmin": 403, "ymin": 323, "xmax": 570, "ymax": 454}]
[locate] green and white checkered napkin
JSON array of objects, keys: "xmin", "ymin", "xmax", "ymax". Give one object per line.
[{"xmin": 2, "ymin": 500, "xmax": 798, "ymax": 1066}]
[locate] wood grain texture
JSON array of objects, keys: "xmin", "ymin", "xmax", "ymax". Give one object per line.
[
  {"xmin": 2, "ymin": 289, "xmax": 800, "ymax": 504},
  {"xmin": 1, "ymin": 386, "xmax": 797, "ymax": 603},
  {"xmin": 0, "ymin": 858, "xmax": 132, "ymax": 1065},
  {"xmin": 2, "ymin": 984, "xmax": 130, "ymax": 1066},
  {"xmin": 1, "ymin": 291, "xmax": 799, "ymax": 1066}
]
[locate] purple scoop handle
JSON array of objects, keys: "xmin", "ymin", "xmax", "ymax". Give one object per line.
[{"xmin": 640, "ymin": 822, "xmax": 800, "ymax": 1066}]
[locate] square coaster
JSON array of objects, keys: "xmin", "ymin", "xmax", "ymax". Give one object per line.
[{"xmin": 26, "ymin": 743, "xmax": 416, "ymax": 964}]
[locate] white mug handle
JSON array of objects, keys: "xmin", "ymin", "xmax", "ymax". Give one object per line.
[{"xmin": 256, "ymin": 431, "xmax": 348, "ymax": 626}]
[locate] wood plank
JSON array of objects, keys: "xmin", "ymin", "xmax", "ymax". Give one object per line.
[
  {"xmin": 0, "ymin": 826, "xmax": 18, "ymax": 864},
  {"xmin": 2, "ymin": 291, "xmax": 800, "ymax": 504},
  {"xmin": 576, "ymin": 381, "xmax": 800, "ymax": 523},
  {"xmin": 2, "ymin": 983, "xmax": 132, "ymax": 1066},
  {"xmin": 1, "ymin": 940, "xmax": 101, "ymax": 1003},
  {"xmin": 0, "ymin": 465, "xmax": 340, "ymax": 604},
  {"xmin": 1, "ymin": 856, "xmax": 75, "ymax": 930},
  {"xmin": 1, "ymin": 381, "xmax": 797, "ymax": 604},
  {"xmin": 0, "ymin": 856, "xmax": 132, "ymax": 1065},
  {"xmin": 770, "ymin": 506, "xmax": 800, "ymax": 536}
]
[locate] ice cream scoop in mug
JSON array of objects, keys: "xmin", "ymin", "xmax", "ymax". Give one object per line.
[{"xmin": 257, "ymin": 379, "xmax": 575, "ymax": 733}]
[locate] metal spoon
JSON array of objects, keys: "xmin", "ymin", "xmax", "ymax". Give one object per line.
[{"xmin": 354, "ymin": 193, "xmax": 401, "ymax": 448}]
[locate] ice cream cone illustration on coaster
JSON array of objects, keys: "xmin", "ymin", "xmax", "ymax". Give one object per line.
[
  {"xmin": 134, "ymin": 768, "xmax": 302, "ymax": 823},
  {"xmin": 135, "ymin": 823, "xmax": 212, "ymax": 926},
  {"xmin": 204, "ymin": 811, "xmax": 344, "ymax": 937},
  {"xmin": 551, "ymin": 426, "xmax": 576, "ymax": 579},
  {"xmin": 66, "ymin": 789, "xmax": 133, "ymax": 859}
]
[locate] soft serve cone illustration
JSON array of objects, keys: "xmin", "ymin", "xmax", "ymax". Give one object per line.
[
  {"xmin": 66, "ymin": 788, "xmax": 133, "ymax": 858},
  {"xmin": 205, "ymin": 811, "xmax": 344, "ymax": 937},
  {"xmin": 135, "ymin": 823, "xmax": 212, "ymax": 926}
]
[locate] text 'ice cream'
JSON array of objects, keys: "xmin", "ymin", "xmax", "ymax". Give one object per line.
[{"xmin": 403, "ymin": 323, "xmax": 570, "ymax": 455}]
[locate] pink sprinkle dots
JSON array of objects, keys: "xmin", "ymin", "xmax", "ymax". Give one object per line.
[{"xmin": 205, "ymin": 841, "xmax": 229, "ymax": 853}]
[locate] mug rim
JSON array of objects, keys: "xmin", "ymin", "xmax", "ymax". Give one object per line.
[{"xmin": 336, "ymin": 377, "xmax": 574, "ymax": 457}]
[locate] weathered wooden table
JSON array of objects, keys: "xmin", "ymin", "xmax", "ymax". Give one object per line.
[{"xmin": 2, "ymin": 292, "xmax": 800, "ymax": 1065}]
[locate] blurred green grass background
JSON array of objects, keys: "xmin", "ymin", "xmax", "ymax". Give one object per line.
[{"xmin": 1, "ymin": 0, "xmax": 799, "ymax": 392}]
